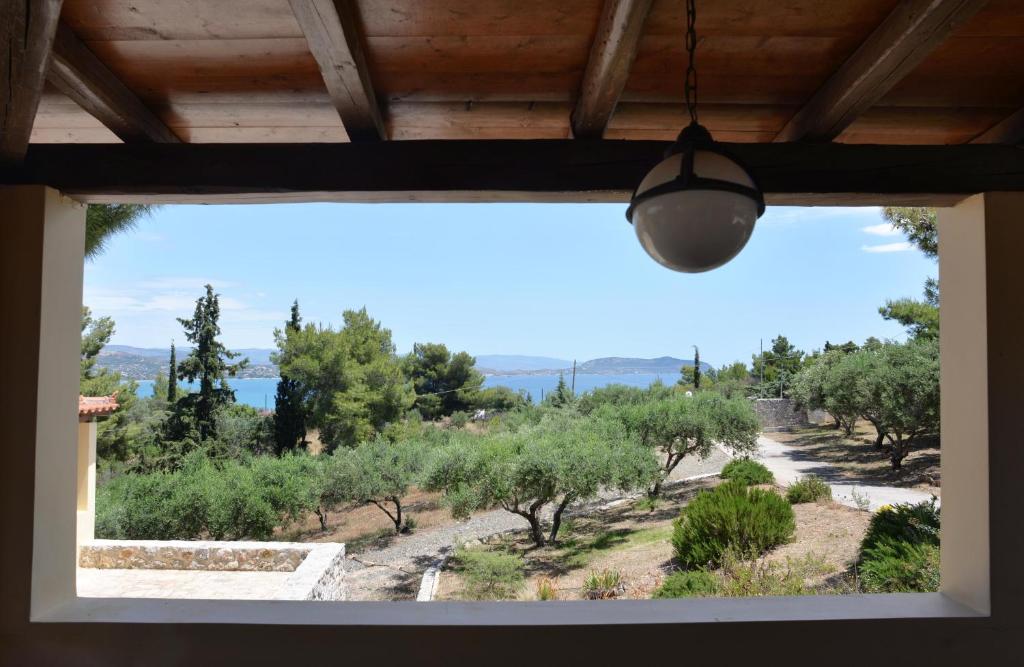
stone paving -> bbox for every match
[77,568,296,600]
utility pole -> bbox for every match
[571,359,577,396]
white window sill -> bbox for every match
[33,592,985,626]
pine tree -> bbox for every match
[273,300,307,455]
[173,285,248,441]
[547,372,574,407]
[167,340,178,403]
[693,346,701,390]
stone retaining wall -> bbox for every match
[80,539,311,572]
[78,540,348,601]
[751,398,808,431]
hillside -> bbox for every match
[97,346,711,380]
[577,356,711,375]
[97,346,277,380]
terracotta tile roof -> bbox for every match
[78,395,118,418]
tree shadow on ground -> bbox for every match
[778,427,941,489]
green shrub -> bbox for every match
[95,452,325,541]
[582,570,622,599]
[861,499,940,552]
[860,541,940,593]
[672,481,795,568]
[653,570,719,598]
[449,411,470,429]
[858,500,940,592]
[634,496,659,513]
[785,476,832,504]
[717,551,833,597]
[721,458,774,486]
[456,548,525,600]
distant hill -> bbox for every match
[578,356,711,375]
[98,346,711,381]
[474,355,572,373]
[97,345,277,380]
[475,354,711,376]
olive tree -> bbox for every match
[791,350,847,431]
[619,393,759,497]
[836,349,890,448]
[871,340,940,470]
[328,436,427,533]
[424,412,656,546]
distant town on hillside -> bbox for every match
[96,345,711,380]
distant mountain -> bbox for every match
[97,345,277,380]
[99,346,711,381]
[475,355,572,373]
[475,354,712,376]
[578,356,711,375]
[104,345,276,365]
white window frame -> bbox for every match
[28,187,990,625]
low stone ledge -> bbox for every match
[79,539,314,572]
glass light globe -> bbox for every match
[629,150,761,273]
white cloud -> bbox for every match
[760,206,882,226]
[861,242,914,254]
[861,222,901,236]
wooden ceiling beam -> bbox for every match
[47,23,179,144]
[971,108,1024,145]
[0,0,63,166]
[572,0,654,139]
[7,141,1024,206]
[289,0,384,142]
[774,0,990,143]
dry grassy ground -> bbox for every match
[435,478,871,601]
[278,487,452,552]
[770,419,940,493]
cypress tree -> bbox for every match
[693,346,701,390]
[174,285,247,440]
[273,300,307,455]
[167,340,178,403]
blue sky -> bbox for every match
[83,203,935,368]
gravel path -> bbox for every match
[756,434,938,511]
[342,447,733,600]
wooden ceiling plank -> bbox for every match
[572,0,654,139]
[0,0,63,166]
[9,141,1024,204]
[971,107,1024,145]
[47,23,179,143]
[774,0,990,143]
[289,0,384,142]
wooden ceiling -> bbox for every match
[25,0,1024,148]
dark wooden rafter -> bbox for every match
[8,141,1024,207]
[775,0,990,143]
[47,23,179,143]
[571,0,654,139]
[288,0,385,142]
[0,0,63,166]
[971,108,1024,146]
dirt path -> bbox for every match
[342,447,732,600]
[756,434,938,511]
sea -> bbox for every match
[136,373,673,410]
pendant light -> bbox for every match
[626,0,764,273]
